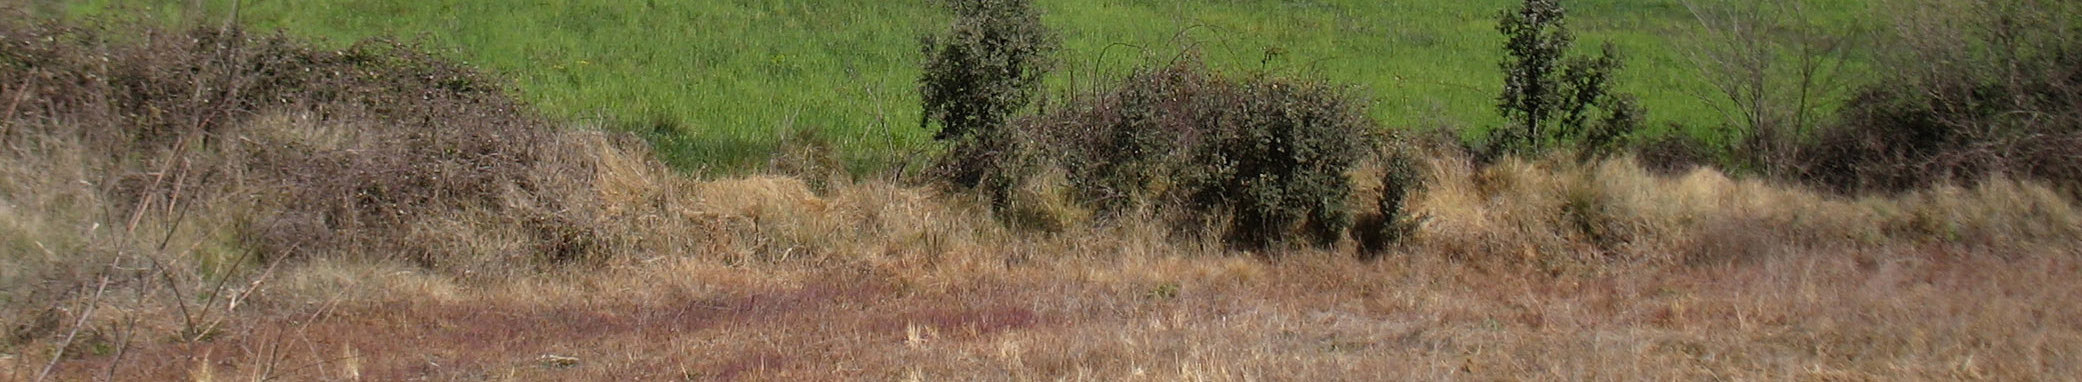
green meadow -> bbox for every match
[67,0,1873,170]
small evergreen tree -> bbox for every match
[1493,0,1642,159]
[918,0,1058,141]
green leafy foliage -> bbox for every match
[1492,0,1643,160]
[918,0,1058,142]
[954,61,1376,250]
[1358,148,1428,257]
[71,0,1880,171]
[1192,78,1376,249]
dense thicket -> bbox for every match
[917,0,1058,143]
[0,20,610,271]
[1792,0,2082,196]
[944,62,1379,249]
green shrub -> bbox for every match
[968,61,1377,250]
[1192,77,1376,249]
[1491,0,1642,160]
[1049,65,1225,213]
[943,123,1049,215]
[1357,147,1428,257]
[918,0,1058,142]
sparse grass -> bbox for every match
[66,0,1876,170]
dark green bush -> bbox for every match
[1047,65,1226,213]
[1357,147,1427,257]
[965,61,1378,250]
[1191,77,1376,249]
[918,0,1058,142]
[938,122,1046,213]
[1800,76,2082,194]
[1491,0,1642,160]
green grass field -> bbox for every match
[66,0,1871,171]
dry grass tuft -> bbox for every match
[1404,147,2079,271]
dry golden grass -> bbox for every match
[8,121,2082,380]
[1406,150,2081,271]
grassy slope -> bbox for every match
[68,0,1869,169]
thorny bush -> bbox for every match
[0,19,612,273]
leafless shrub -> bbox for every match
[1630,131,1716,176]
[1793,0,2082,195]
[1679,0,1861,174]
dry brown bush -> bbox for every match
[0,16,623,362]
[0,18,614,274]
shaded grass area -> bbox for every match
[66,0,1873,170]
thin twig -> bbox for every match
[225,257,283,315]
[128,135,190,234]
[2,80,30,140]
[144,254,198,334]
[255,319,295,382]
[190,246,258,342]
[34,270,112,382]
[3,79,27,117]
[99,315,138,382]
[138,135,205,334]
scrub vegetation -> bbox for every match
[5,0,2081,380]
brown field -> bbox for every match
[7,131,2080,380]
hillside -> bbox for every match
[68,0,1872,169]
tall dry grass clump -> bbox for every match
[1404,143,2081,272]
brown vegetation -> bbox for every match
[13,115,2080,379]
[4,10,2082,382]
[1783,0,2081,196]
